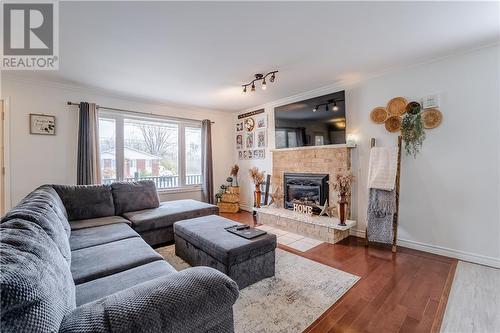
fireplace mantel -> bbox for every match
[270,143,355,152]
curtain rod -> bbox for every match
[67,102,214,124]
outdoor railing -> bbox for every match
[102,174,202,188]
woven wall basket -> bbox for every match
[387,97,408,116]
[385,116,402,133]
[422,108,443,129]
[370,107,388,124]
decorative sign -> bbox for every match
[30,114,56,135]
[238,109,265,119]
[293,203,313,215]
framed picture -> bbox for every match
[256,114,267,129]
[30,114,56,135]
[248,150,254,159]
[243,150,248,159]
[236,134,243,149]
[256,129,267,148]
[245,132,254,149]
[244,117,255,132]
[236,121,243,132]
[238,151,243,160]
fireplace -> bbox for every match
[283,173,329,214]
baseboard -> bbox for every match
[344,229,500,268]
[350,228,366,238]
[397,238,500,269]
[239,204,253,213]
[242,214,500,269]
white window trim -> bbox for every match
[99,111,202,192]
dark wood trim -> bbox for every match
[431,259,458,333]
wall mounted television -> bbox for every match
[274,90,346,149]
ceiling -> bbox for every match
[10,1,499,112]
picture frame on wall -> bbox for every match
[244,117,255,132]
[236,121,243,132]
[238,151,243,160]
[245,132,254,149]
[248,150,254,159]
[243,150,248,159]
[29,114,56,135]
[236,134,243,149]
[256,129,267,148]
[256,114,267,129]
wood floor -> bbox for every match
[221,212,457,333]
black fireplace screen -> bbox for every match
[283,173,329,214]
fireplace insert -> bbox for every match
[283,173,329,214]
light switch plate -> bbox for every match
[421,94,440,109]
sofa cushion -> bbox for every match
[1,186,71,263]
[124,199,219,233]
[70,215,131,231]
[111,180,160,215]
[52,184,115,221]
[75,260,177,306]
[70,223,140,251]
[0,219,75,332]
[173,215,277,267]
[71,237,163,284]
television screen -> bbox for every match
[274,90,346,149]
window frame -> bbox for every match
[99,111,202,193]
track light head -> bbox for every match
[243,86,247,93]
[313,107,317,112]
[270,73,276,83]
[332,101,339,111]
[251,82,256,92]
[262,79,267,90]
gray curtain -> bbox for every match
[201,119,214,204]
[77,102,101,185]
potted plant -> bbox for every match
[401,101,426,157]
[331,171,354,226]
[249,167,265,208]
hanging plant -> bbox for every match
[401,102,426,157]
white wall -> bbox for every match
[1,76,234,206]
[235,45,500,267]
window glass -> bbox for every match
[99,118,116,184]
[185,126,202,185]
[123,118,178,188]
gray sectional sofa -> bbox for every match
[0,181,239,333]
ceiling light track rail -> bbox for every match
[312,98,345,112]
[242,70,278,93]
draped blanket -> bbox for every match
[367,188,396,244]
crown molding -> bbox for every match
[1,73,225,115]
[237,41,500,115]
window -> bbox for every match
[99,112,202,190]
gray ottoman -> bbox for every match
[173,215,277,289]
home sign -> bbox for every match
[293,203,313,215]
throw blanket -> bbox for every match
[367,188,396,244]
[367,147,398,190]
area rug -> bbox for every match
[156,246,360,333]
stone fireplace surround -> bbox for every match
[272,145,352,211]
[257,144,356,244]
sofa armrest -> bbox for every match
[60,267,239,333]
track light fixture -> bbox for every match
[242,71,278,93]
[312,99,343,112]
